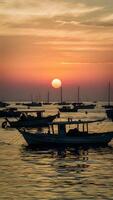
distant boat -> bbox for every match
[73,87,96,110]
[17,119,113,147]
[15,102,23,105]
[43,102,52,105]
[59,105,78,112]
[0,107,21,118]
[72,102,96,109]
[0,101,9,108]
[23,101,42,107]
[106,109,113,121]
[2,110,60,128]
[103,82,113,109]
[57,102,71,105]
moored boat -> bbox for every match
[0,107,21,118]
[59,105,78,112]
[72,102,96,109]
[23,101,42,107]
[17,119,113,147]
[2,110,60,128]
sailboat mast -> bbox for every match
[77,86,80,103]
[60,86,63,104]
[47,91,50,104]
[108,81,111,106]
[30,94,33,102]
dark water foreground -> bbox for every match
[0,103,113,200]
[0,141,113,200]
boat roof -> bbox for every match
[49,118,105,125]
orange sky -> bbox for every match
[0,0,113,100]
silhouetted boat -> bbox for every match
[17,119,113,147]
[43,103,52,105]
[73,87,96,109]
[0,101,9,108]
[0,107,21,118]
[59,105,78,112]
[23,101,42,107]
[72,102,96,109]
[106,109,113,121]
[2,110,60,128]
[15,102,23,105]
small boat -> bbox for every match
[17,118,113,147]
[72,87,96,110]
[23,101,42,107]
[43,102,52,105]
[106,109,113,121]
[0,107,21,118]
[72,102,96,109]
[2,110,60,128]
[59,105,78,112]
[0,101,9,108]
[57,102,71,105]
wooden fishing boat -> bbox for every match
[2,110,60,128]
[17,119,113,147]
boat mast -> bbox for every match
[77,86,80,103]
[47,91,50,104]
[108,81,111,106]
[60,86,63,104]
[30,94,33,102]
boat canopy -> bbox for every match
[49,118,106,136]
[49,118,105,125]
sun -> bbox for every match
[51,78,62,89]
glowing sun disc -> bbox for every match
[52,78,62,88]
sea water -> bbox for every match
[0,102,113,200]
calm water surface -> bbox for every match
[0,102,113,200]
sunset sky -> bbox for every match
[0,0,113,101]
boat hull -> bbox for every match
[19,131,113,147]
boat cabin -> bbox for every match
[49,120,90,136]
[49,118,105,136]
[19,110,45,120]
